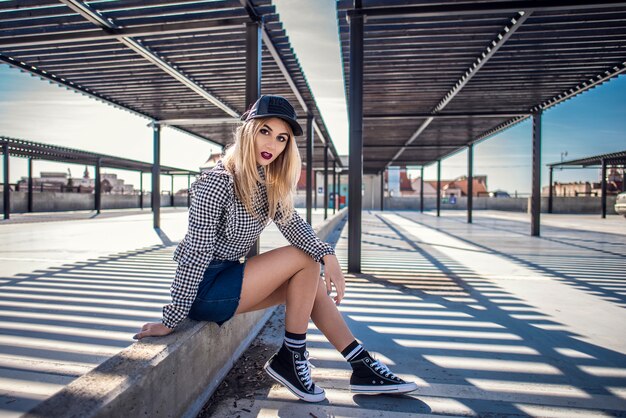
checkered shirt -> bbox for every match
[162,161,335,329]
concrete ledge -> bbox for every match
[24,208,348,418]
[383,196,618,214]
[316,207,347,240]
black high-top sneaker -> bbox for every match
[264,344,326,402]
[349,354,418,394]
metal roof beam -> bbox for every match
[242,1,343,164]
[363,144,460,149]
[386,11,531,168]
[348,1,626,18]
[433,12,531,112]
[237,0,344,165]
[365,112,530,119]
[155,118,240,126]
[235,0,308,115]
[58,0,239,117]
[473,60,626,144]
[0,135,197,174]
[547,150,626,167]
[0,53,153,121]
[0,19,247,48]
[259,23,340,158]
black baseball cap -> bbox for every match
[241,95,303,136]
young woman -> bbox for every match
[135,95,417,402]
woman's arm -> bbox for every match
[321,253,345,305]
[274,210,335,263]
[274,210,345,304]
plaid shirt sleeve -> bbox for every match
[274,209,335,263]
[162,172,231,329]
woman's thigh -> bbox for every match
[235,245,318,314]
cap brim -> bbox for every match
[248,114,303,137]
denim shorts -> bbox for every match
[188,259,246,326]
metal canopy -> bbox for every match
[0,136,197,175]
[0,0,341,167]
[547,150,626,168]
[337,0,626,174]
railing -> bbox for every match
[2,183,190,196]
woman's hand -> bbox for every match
[322,254,345,305]
[133,322,173,340]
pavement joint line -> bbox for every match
[352,214,624,414]
[391,211,626,312]
[2,209,625,417]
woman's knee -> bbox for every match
[286,246,320,271]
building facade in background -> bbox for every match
[16,167,136,194]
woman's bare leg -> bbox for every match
[244,276,355,352]
[244,268,419,395]
[310,278,355,351]
[236,246,320,333]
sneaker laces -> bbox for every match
[371,359,395,379]
[295,351,314,390]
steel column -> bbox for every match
[139,172,143,209]
[548,167,554,213]
[436,160,441,217]
[314,174,318,209]
[531,110,542,236]
[170,175,174,207]
[187,174,191,208]
[246,21,262,109]
[601,159,607,219]
[152,124,161,229]
[337,170,342,210]
[2,143,9,219]
[306,114,313,225]
[95,158,101,214]
[467,144,474,223]
[27,158,33,213]
[333,160,337,214]
[246,19,262,257]
[324,145,329,220]
[380,170,384,211]
[420,167,424,213]
[348,4,364,273]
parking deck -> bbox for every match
[208,211,626,417]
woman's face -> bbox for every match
[254,117,290,166]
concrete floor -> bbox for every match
[0,207,330,417]
[1,209,625,417]
[208,210,626,417]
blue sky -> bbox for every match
[1,0,624,195]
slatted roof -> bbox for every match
[548,150,626,167]
[0,0,341,167]
[337,0,626,174]
[1,135,197,175]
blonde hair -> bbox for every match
[222,117,301,223]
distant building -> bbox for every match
[542,167,624,196]
[407,174,488,197]
[100,173,134,194]
[16,166,136,194]
[16,171,69,192]
[442,175,489,198]
[385,168,422,196]
[408,178,438,197]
